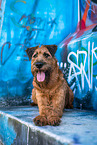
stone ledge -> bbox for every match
[0,106,97,145]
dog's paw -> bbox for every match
[33,115,47,126]
[48,116,61,126]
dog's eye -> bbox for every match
[43,53,50,58]
[33,53,38,58]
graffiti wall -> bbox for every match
[80,0,97,27]
[58,0,97,110]
[1,0,97,110]
[0,0,78,106]
[60,31,97,110]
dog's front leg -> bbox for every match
[33,89,65,126]
[34,105,61,126]
[33,92,48,126]
[47,89,66,126]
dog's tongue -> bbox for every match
[37,71,45,82]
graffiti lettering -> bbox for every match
[10,1,57,46]
[10,0,26,27]
[67,41,97,92]
[95,76,97,91]
[1,42,11,65]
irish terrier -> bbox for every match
[26,45,74,126]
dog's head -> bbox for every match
[26,45,57,83]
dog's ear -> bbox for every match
[44,45,57,57]
[26,46,38,60]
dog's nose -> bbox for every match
[35,62,44,69]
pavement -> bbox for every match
[0,106,97,145]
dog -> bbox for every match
[26,45,74,126]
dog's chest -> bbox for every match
[36,89,55,106]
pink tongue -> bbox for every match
[37,71,45,82]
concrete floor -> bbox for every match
[0,106,97,145]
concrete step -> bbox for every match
[0,106,97,145]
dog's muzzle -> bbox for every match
[34,62,46,82]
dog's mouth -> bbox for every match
[37,71,45,82]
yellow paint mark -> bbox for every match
[16,0,26,4]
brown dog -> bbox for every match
[26,45,74,126]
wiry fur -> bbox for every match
[26,45,74,126]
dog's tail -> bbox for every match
[30,102,37,106]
